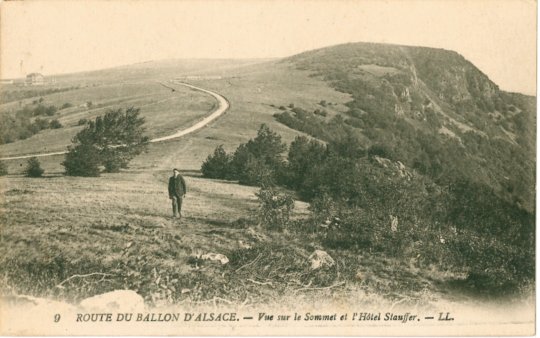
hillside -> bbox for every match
[0,58,351,173]
[275,42,535,211]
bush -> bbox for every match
[33,118,49,131]
[367,143,394,159]
[313,109,327,117]
[24,157,44,177]
[77,118,88,126]
[256,187,295,230]
[0,161,8,176]
[201,145,231,179]
[61,102,73,110]
[49,119,63,129]
[32,104,57,117]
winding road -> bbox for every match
[0,82,229,161]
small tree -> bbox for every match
[25,157,44,177]
[62,143,101,177]
[0,161,8,176]
[240,155,275,186]
[201,145,231,179]
[256,187,295,230]
[284,136,326,189]
[245,124,287,167]
[229,124,287,186]
[62,107,148,176]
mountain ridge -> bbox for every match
[273,42,535,211]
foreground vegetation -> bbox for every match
[202,124,534,296]
[1,171,515,309]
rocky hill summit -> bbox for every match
[276,42,535,210]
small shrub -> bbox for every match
[368,143,394,160]
[314,109,327,117]
[49,119,63,129]
[24,157,44,177]
[77,118,88,126]
[308,192,340,223]
[61,102,73,110]
[255,187,295,230]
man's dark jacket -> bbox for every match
[168,175,187,197]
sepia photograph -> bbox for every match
[0,0,536,335]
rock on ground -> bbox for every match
[79,290,145,312]
[308,250,335,270]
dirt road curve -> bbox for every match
[0,82,230,161]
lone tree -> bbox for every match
[25,157,44,177]
[63,107,148,176]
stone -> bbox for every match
[390,215,398,232]
[79,290,145,312]
[308,250,335,270]
[201,253,229,265]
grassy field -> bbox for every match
[1,59,351,173]
[0,82,215,158]
[2,169,534,312]
[129,60,354,171]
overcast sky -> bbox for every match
[1,0,536,95]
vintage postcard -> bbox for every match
[0,0,536,335]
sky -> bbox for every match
[1,0,536,95]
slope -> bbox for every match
[273,42,535,211]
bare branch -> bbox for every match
[56,272,113,288]
[294,281,345,293]
[235,253,262,272]
[246,278,273,286]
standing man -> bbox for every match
[168,168,187,218]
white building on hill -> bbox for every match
[26,73,45,86]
